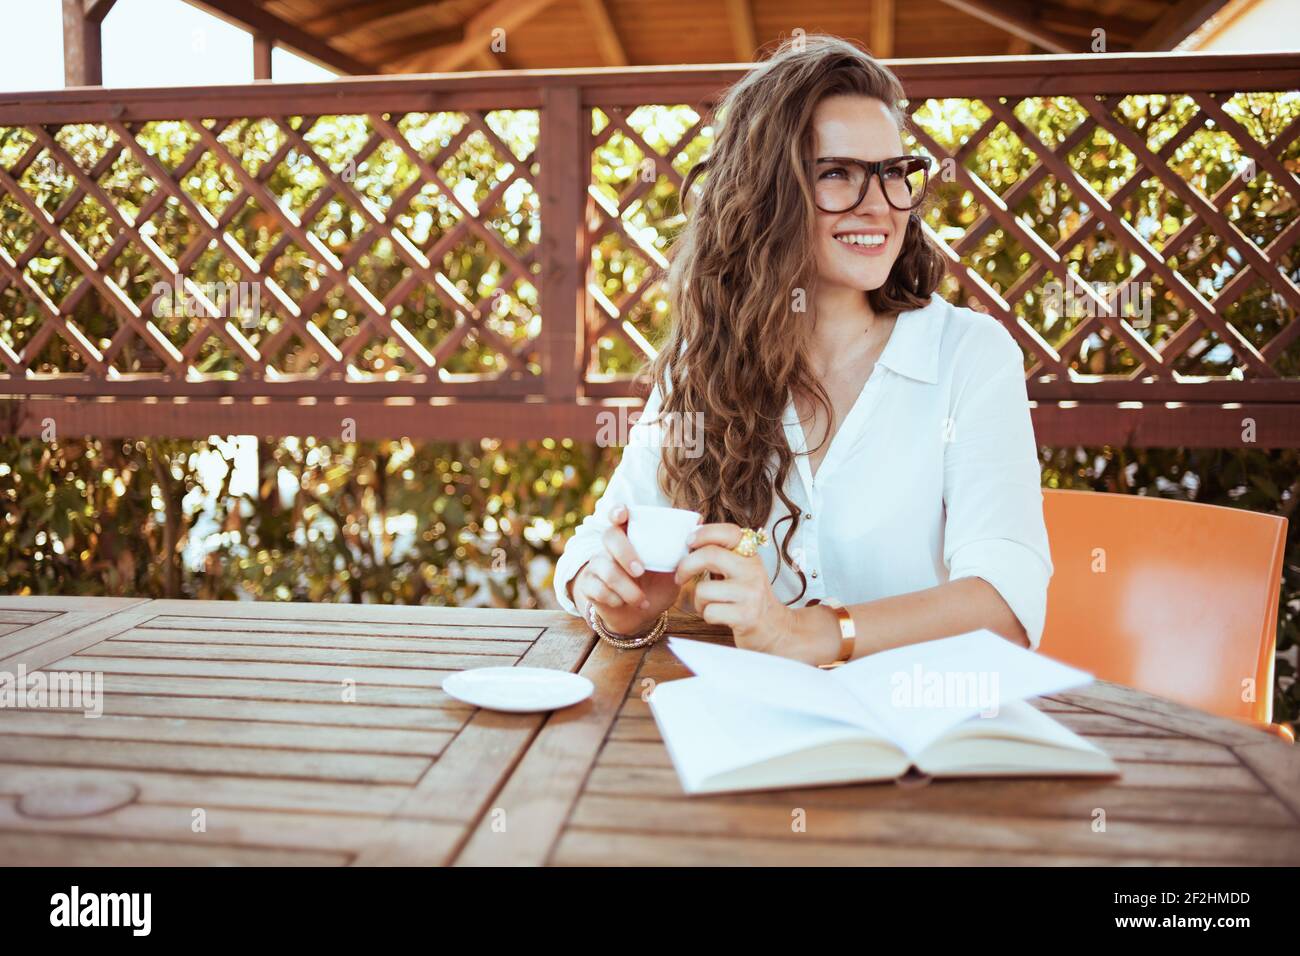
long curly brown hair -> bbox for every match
[642,34,947,603]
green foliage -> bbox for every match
[0,435,616,608]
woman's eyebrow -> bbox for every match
[814,155,905,163]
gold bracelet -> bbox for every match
[814,598,857,669]
[593,610,669,649]
[586,603,670,649]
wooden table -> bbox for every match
[1,597,1297,866]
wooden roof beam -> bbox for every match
[474,48,512,70]
[723,0,758,61]
[388,0,559,73]
[313,0,454,39]
[933,0,1076,54]
[83,0,119,23]
[579,0,629,66]
[368,27,465,67]
[1036,4,1147,44]
[184,0,374,75]
[1137,0,1232,51]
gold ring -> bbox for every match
[731,527,769,558]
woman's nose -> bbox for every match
[854,174,891,214]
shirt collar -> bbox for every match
[875,292,945,385]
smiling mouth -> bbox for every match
[834,233,888,248]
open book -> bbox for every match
[647,630,1120,795]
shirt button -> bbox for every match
[804,512,813,520]
[811,570,819,579]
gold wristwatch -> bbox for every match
[815,597,857,669]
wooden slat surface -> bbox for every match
[1,599,1298,866]
[0,597,593,865]
[0,596,150,670]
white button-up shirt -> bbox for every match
[552,292,1054,650]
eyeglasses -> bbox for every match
[812,155,933,213]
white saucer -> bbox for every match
[441,666,595,713]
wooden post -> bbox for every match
[253,33,273,80]
[869,0,895,58]
[539,85,587,406]
[62,0,108,87]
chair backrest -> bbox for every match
[1039,489,1287,725]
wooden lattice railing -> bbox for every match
[1,51,1298,446]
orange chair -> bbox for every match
[1039,489,1293,743]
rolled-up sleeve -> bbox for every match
[942,321,1054,650]
[552,381,676,616]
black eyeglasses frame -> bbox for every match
[812,154,934,213]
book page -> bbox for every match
[934,698,1100,749]
[827,630,1096,758]
[916,701,1118,777]
[663,636,873,730]
[648,676,892,791]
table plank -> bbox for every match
[565,794,1300,864]
[0,596,149,670]
[0,832,349,866]
[451,636,641,866]
[0,710,453,755]
[0,797,464,860]
[115,628,534,656]
[549,830,1196,867]
[81,693,469,730]
[1233,739,1300,821]
[86,640,519,671]
[0,597,149,614]
[352,617,596,864]
[0,610,58,626]
[0,762,412,815]
[0,734,433,783]
[80,673,467,706]
[61,655,460,687]
[140,615,541,642]
[580,764,1294,827]
[1051,681,1274,747]
[130,600,565,626]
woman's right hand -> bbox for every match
[572,504,683,635]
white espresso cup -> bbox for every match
[626,505,703,573]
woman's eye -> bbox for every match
[818,166,848,180]
[882,166,904,179]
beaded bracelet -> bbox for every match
[585,601,669,649]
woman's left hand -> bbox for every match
[674,523,797,656]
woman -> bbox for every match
[553,34,1053,667]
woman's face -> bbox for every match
[810,94,913,295]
